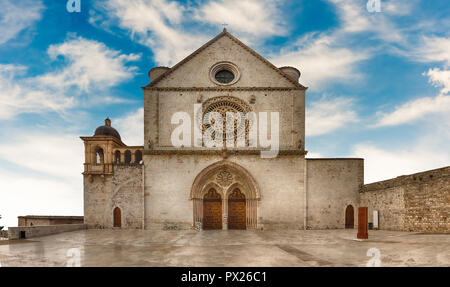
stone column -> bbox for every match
[222,198,228,230]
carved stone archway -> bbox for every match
[191,161,259,230]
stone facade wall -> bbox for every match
[84,164,143,229]
[361,167,449,233]
[144,154,306,230]
[18,216,83,227]
[306,159,364,229]
[8,224,87,240]
[152,35,298,88]
[144,34,306,152]
[146,90,305,150]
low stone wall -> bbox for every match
[8,224,87,240]
[360,166,449,233]
[18,216,84,227]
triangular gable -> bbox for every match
[146,29,307,89]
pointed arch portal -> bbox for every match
[191,161,259,230]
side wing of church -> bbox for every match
[81,29,363,230]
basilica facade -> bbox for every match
[81,29,364,230]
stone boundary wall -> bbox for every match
[18,216,84,227]
[8,224,87,240]
[361,166,449,233]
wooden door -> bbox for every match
[203,189,222,230]
[228,189,246,230]
[345,205,354,229]
[113,207,121,227]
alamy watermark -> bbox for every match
[367,0,381,13]
[66,0,81,13]
[170,104,279,158]
[66,248,81,267]
[366,247,381,267]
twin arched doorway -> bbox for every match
[192,161,259,230]
[202,188,247,230]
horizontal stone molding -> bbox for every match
[142,86,304,91]
[143,148,307,156]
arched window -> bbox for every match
[124,150,131,164]
[135,150,142,164]
[95,147,104,164]
[115,150,121,164]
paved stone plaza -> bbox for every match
[0,229,448,267]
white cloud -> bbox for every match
[270,33,369,89]
[114,107,144,146]
[194,0,286,38]
[0,132,83,179]
[352,139,450,183]
[0,64,74,120]
[374,94,450,127]
[413,36,450,66]
[327,0,408,44]
[91,0,208,66]
[0,37,139,120]
[0,131,84,229]
[0,169,82,230]
[90,0,290,66]
[0,0,44,44]
[375,68,450,127]
[38,36,140,92]
[426,68,450,94]
[383,0,416,16]
[306,96,359,136]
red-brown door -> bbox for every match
[113,207,121,227]
[203,189,222,230]
[228,189,246,230]
[345,205,354,229]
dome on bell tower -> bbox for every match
[94,118,121,140]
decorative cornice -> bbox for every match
[80,136,126,147]
[142,86,304,91]
[143,148,307,156]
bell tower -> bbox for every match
[80,118,126,177]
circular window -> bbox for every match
[209,62,240,86]
[215,70,235,84]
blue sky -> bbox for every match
[0,0,449,229]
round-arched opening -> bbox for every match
[94,147,104,164]
[345,205,354,229]
[135,150,142,164]
[228,188,246,230]
[203,189,222,230]
[124,150,131,164]
[114,150,121,164]
[113,207,121,228]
